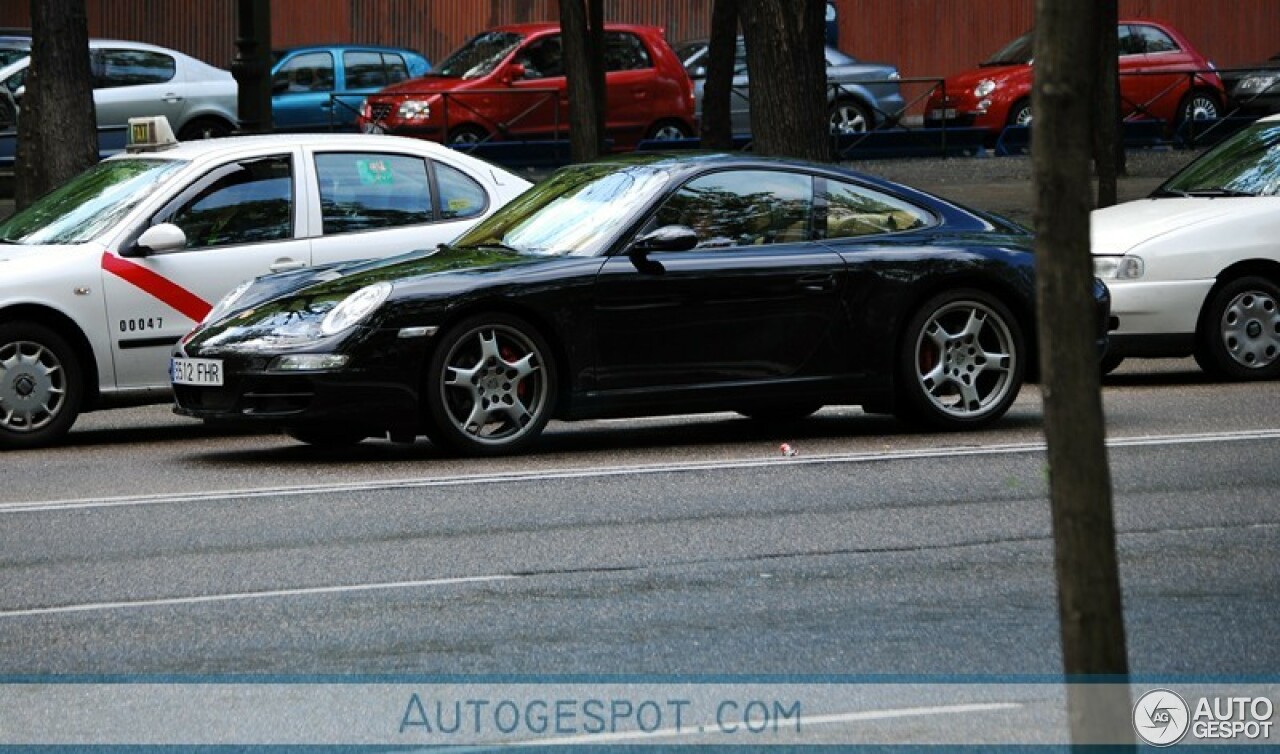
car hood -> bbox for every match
[371,74,480,96]
[1091,197,1269,255]
[944,64,1029,89]
[0,243,48,263]
[829,62,898,81]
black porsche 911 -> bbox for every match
[172,153,1109,455]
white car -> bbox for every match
[0,126,531,449]
[1092,113,1280,379]
[1,39,239,140]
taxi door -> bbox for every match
[101,150,312,388]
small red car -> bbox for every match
[357,23,696,151]
[925,19,1225,136]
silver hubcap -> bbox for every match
[1221,289,1280,369]
[1186,96,1218,121]
[450,130,482,145]
[651,125,685,140]
[1013,107,1033,127]
[914,301,1016,418]
[0,340,66,433]
[830,105,868,134]
[441,325,547,445]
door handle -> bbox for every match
[798,273,836,292]
[162,93,183,103]
[269,259,308,272]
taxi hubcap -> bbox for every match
[1222,290,1280,368]
[0,340,66,432]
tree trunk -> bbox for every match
[701,0,739,150]
[14,0,97,209]
[231,0,272,135]
[1031,0,1132,745]
[739,0,833,162]
[560,0,606,162]
[1093,0,1120,207]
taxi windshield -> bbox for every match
[0,158,186,245]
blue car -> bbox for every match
[271,44,430,132]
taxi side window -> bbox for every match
[315,152,433,234]
[158,156,294,250]
[435,163,487,220]
[653,170,813,249]
[821,178,931,239]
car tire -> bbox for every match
[737,403,823,424]
[0,321,84,450]
[423,313,556,456]
[1178,89,1221,126]
[447,125,487,146]
[284,427,369,447]
[829,99,873,134]
[893,289,1025,430]
[646,120,691,141]
[1006,99,1032,128]
[1195,275,1280,380]
[177,117,232,141]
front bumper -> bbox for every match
[1103,278,1214,357]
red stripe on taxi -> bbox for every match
[100,252,212,323]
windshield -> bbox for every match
[0,158,186,245]
[433,31,523,79]
[452,163,672,257]
[983,31,1033,66]
[0,46,27,68]
[1157,122,1280,197]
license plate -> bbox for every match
[929,108,958,120]
[171,357,224,386]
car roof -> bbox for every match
[276,43,422,56]
[492,22,663,36]
[106,132,471,162]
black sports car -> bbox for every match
[172,153,1109,455]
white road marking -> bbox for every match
[0,575,515,619]
[5,428,1279,515]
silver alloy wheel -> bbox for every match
[1184,94,1219,121]
[449,129,483,145]
[439,324,549,446]
[1219,288,1280,369]
[0,339,67,433]
[650,124,687,140]
[1012,105,1033,127]
[913,300,1017,419]
[829,103,869,134]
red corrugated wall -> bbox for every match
[1,1,1275,81]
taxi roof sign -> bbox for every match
[126,116,178,153]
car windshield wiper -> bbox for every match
[1179,188,1258,198]
[458,241,523,254]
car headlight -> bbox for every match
[320,282,393,336]
[1239,73,1280,93]
[397,99,432,120]
[1093,255,1144,280]
[203,279,254,324]
[974,79,997,97]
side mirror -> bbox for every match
[128,223,187,257]
[504,62,526,84]
[632,224,699,253]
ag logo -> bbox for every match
[1134,689,1190,746]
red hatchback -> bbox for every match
[926,19,1224,136]
[357,23,696,151]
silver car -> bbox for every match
[676,38,905,135]
[0,39,238,139]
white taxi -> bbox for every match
[0,119,530,448]
[1091,113,1280,380]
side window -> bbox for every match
[1117,26,1144,57]
[344,51,387,89]
[272,51,334,93]
[1136,25,1179,54]
[159,156,294,250]
[315,152,433,234]
[435,163,488,220]
[822,178,931,239]
[654,170,813,249]
[383,53,410,84]
[93,50,176,88]
[519,36,564,79]
[604,32,652,72]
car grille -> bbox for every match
[369,103,393,121]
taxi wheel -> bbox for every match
[0,322,84,450]
[1195,275,1280,380]
[424,314,556,457]
[894,290,1024,430]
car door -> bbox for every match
[307,149,490,266]
[508,34,566,139]
[592,168,850,393]
[271,51,337,132]
[1132,23,1197,123]
[91,48,186,129]
[601,31,657,145]
[101,151,310,388]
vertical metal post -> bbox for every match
[231,0,272,134]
